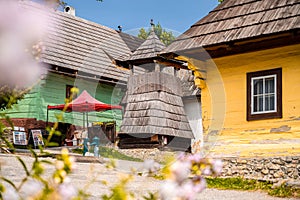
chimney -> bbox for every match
[64,6,75,16]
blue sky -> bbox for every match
[63,0,219,36]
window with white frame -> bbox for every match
[247,68,282,121]
[252,75,276,114]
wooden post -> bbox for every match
[154,60,160,72]
[86,112,89,129]
[129,64,134,75]
[175,68,179,76]
[83,113,85,129]
[46,106,49,128]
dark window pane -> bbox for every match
[265,94,275,111]
[259,96,263,111]
[265,77,275,93]
[253,95,264,112]
[270,94,275,110]
[265,95,270,111]
[253,96,258,112]
[253,79,263,95]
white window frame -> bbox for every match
[251,74,277,114]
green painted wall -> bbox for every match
[4,72,124,129]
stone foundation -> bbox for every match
[221,156,300,182]
[117,148,177,163]
[117,148,300,184]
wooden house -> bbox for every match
[162,0,300,157]
[118,27,194,151]
[2,1,143,144]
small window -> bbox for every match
[247,68,282,121]
[66,85,78,100]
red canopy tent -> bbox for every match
[47,90,122,128]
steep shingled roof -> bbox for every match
[163,0,300,54]
[21,1,132,83]
[120,72,194,139]
[129,30,166,64]
[118,32,145,53]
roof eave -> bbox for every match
[162,29,300,60]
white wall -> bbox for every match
[183,97,203,153]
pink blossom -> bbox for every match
[2,185,20,200]
[179,180,197,200]
[0,0,50,88]
[170,160,191,183]
[193,177,207,193]
[143,159,161,173]
[159,180,179,200]
[58,183,78,200]
[20,178,44,198]
[202,166,212,176]
[187,153,202,163]
[212,159,223,175]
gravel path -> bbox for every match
[0,154,298,200]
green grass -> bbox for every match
[72,146,143,162]
[99,146,143,162]
[72,148,84,154]
[206,177,300,198]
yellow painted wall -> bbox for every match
[191,44,300,157]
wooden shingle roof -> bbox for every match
[118,32,145,53]
[22,1,132,82]
[163,0,300,55]
[129,30,166,64]
[178,70,200,97]
[120,72,194,139]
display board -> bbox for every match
[13,127,27,145]
[31,129,44,147]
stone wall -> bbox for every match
[117,148,177,163]
[0,129,13,150]
[116,148,300,184]
[221,157,300,182]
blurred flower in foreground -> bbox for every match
[1,185,20,200]
[0,0,49,88]
[20,178,44,198]
[58,183,79,200]
[143,159,161,174]
[53,148,76,183]
[159,154,223,200]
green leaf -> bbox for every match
[54,130,61,136]
[1,177,18,190]
[47,142,59,147]
[29,148,38,161]
[16,156,30,176]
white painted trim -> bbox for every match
[251,74,277,114]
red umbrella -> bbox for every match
[47,90,122,128]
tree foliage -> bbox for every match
[137,22,176,46]
[0,86,27,110]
